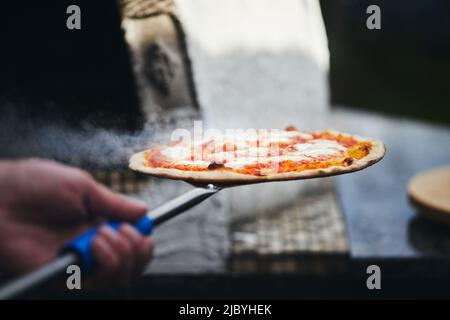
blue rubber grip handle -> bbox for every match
[63,216,153,272]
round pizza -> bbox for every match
[129,127,385,185]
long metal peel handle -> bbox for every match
[66,185,220,272]
[150,184,221,225]
[0,185,220,299]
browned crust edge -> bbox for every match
[129,133,386,186]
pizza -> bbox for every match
[129,127,385,185]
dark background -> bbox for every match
[321,0,450,126]
[0,0,142,130]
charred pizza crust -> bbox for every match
[129,132,386,186]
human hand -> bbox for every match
[0,159,153,288]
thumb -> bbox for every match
[85,180,148,221]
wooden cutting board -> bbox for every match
[408,166,450,224]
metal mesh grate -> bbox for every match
[230,181,349,274]
[121,0,176,19]
[91,169,151,194]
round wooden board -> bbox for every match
[408,165,450,225]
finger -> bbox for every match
[85,180,148,221]
[98,226,134,286]
[91,233,120,277]
[119,224,148,276]
[135,237,154,277]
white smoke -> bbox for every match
[0,105,198,168]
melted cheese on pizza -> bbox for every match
[144,129,373,176]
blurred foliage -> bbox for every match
[320,0,450,126]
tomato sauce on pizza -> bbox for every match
[141,128,376,177]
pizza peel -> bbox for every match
[408,165,450,225]
[0,183,221,299]
[0,139,385,299]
